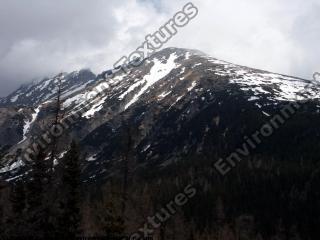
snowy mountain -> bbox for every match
[0,69,96,153]
[0,69,96,107]
[0,47,319,182]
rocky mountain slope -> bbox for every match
[0,48,319,182]
[0,70,96,153]
[0,69,96,107]
[1,48,320,239]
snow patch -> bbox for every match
[19,106,41,143]
[38,78,52,91]
[158,91,171,99]
[123,53,180,109]
[61,81,93,99]
[187,81,197,92]
[0,159,25,174]
[10,95,19,102]
[248,96,259,101]
[185,52,191,60]
[142,144,151,152]
[63,92,85,108]
[82,95,108,119]
[87,155,97,162]
[262,111,270,116]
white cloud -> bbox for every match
[0,0,319,96]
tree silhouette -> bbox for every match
[57,140,81,238]
[10,180,26,216]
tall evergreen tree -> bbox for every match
[27,149,47,210]
[49,73,63,175]
[6,180,28,237]
[10,180,26,216]
[98,200,124,238]
[0,181,6,236]
[24,149,50,237]
[57,140,81,238]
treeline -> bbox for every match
[136,153,320,240]
[0,78,125,239]
[1,148,320,239]
[0,141,123,239]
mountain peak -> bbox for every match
[0,48,319,181]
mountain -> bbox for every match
[0,69,96,107]
[1,48,320,238]
[1,47,319,179]
[0,70,96,153]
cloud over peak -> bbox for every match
[0,0,319,96]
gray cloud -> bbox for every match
[0,0,319,96]
[0,0,122,96]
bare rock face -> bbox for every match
[0,107,25,148]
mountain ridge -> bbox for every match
[0,69,96,107]
[0,47,319,182]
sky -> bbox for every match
[0,0,319,96]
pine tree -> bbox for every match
[6,180,28,237]
[49,73,63,175]
[25,149,49,237]
[10,180,26,216]
[99,200,124,238]
[0,181,6,236]
[57,140,81,238]
[27,149,47,210]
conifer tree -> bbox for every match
[25,149,49,237]
[27,149,46,210]
[49,73,64,175]
[100,201,124,238]
[58,140,81,238]
[6,180,28,237]
[0,181,7,236]
[10,180,26,216]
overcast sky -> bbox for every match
[0,0,319,96]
